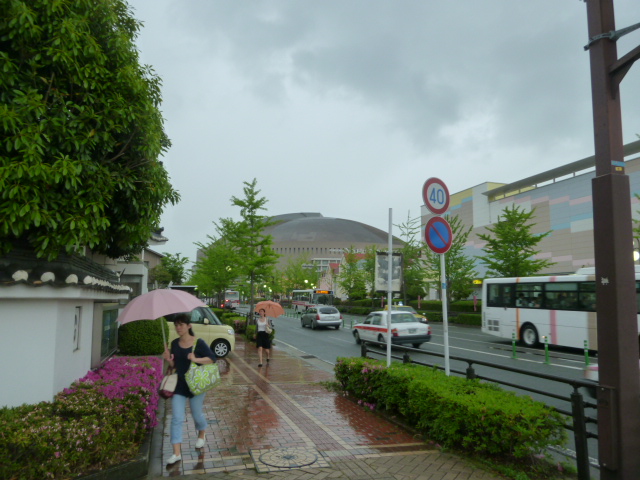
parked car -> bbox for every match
[165,307,235,357]
[301,306,342,329]
[383,304,428,323]
[353,310,431,348]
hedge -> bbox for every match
[118,319,170,355]
[334,357,566,459]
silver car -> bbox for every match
[301,306,342,330]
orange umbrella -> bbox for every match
[255,300,285,318]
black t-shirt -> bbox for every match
[170,337,217,397]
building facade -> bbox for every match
[422,140,640,279]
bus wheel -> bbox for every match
[520,324,539,347]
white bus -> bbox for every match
[482,270,640,350]
[223,290,240,309]
[291,289,334,312]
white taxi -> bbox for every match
[353,310,431,349]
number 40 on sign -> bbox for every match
[422,177,450,215]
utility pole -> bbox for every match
[584,1,640,478]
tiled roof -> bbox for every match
[0,248,131,294]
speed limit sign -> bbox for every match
[422,178,450,215]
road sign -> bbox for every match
[425,216,453,254]
[422,177,450,215]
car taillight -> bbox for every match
[391,328,399,337]
[316,314,320,320]
[340,314,343,320]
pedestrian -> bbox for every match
[256,308,273,367]
[162,313,217,466]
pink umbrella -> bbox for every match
[117,289,207,346]
[255,300,285,318]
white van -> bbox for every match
[165,307,235,357]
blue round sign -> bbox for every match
[425,217,453,254]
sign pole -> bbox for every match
[422,177,453,376]
[387,208,393,367]
[440,253,450,375]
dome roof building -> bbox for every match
[265,213,403,274]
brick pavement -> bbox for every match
[147,335,502,480]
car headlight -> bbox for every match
[227,328,235,335]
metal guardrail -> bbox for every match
[360,341,598,480]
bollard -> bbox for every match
[544,336,550,365]
[584,340,590,366]
[512,332,517,359]
[403,352,411,364]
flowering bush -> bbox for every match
[0,356,163,479]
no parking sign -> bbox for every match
[424,216,453,254]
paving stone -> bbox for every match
[149,336,504,480]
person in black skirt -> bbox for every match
[256,308,272,367]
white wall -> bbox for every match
[0,285,127,408]
[1,300,57,406]
[53,300,97,397]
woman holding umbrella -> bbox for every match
[256,308,273,367]
[163,313,217,466]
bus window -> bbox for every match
[515,283,542,308]
[578,282,596,311]
[487,284,515,307]
[544,282,579,310]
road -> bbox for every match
[249,308,600,478]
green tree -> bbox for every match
[396,214,429,303]
[192,232,238,304]
[362,245,377,299]
[0,0,179,259]
[424,215,477,304]
[477,206,553,277]
[337,246,367,300]
[228,179,279,317]
[149,253,188,288]
[281,253,319,292]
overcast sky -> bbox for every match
[127,0,639,264]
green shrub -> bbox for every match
[409,300,442,310]
[210,307,225,317]
[223,316,247,334]
[424,311,443,322]
[451,300,482,313]
[334,357,566,459]
[454,313,482,326]
[0,357,161,480]
[246,324,256,341]
[118,319,169,355]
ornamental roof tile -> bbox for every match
[0,248,131,294]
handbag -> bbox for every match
[265,320,273,335]
[185,339,221,396]
[159,369,177,399]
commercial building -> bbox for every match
[422,140,640,278]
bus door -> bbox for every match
[483,283,517,338]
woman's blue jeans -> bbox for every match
[170,392,207,445]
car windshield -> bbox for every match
[390,313,417,324]
[319,307,338,314]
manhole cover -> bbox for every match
[258,448,318,468]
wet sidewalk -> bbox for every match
[148,336,501,479]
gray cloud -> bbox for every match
[128,0,639,263]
